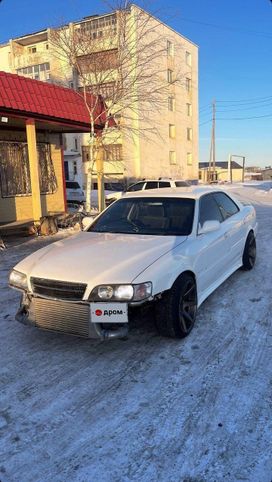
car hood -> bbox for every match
[15,232,187,295]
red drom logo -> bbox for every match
[95,309,102,316]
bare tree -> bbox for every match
[50,2,185,211]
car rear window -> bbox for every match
[89,197,195,236]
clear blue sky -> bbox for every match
[1,0,272,167]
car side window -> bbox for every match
[159,181,171,188]
[145,181,159,190]
[199,194,223,227]
[213,192,239,220]
[127,182,145,192]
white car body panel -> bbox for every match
[15,231,187,299]
[10,187,257,338]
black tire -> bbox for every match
[241,231,256,270]
[155,273,197,338]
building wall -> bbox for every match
[0,130,65,223]
[125,6,198,182]
[199,167,243,183]
[0,7,199,187]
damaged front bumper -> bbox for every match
[16,292,129,340]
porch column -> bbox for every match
[26,118,42,225]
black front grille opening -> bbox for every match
[31,277,87,301]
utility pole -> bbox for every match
[208,99,216,182]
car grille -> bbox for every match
[32,298,90,337]
[31,277,87,301]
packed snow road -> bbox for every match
[0,186,272,482]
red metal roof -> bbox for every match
[0,71,114,132]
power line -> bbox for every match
[218,112,272,120]
[199,104,211,112]
[180,16,272,39]
[217,95,272,105]
[217,101,272,113]
[199,119,212,126]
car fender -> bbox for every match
[132,250,194,297]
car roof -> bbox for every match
[131,179,187,183]
[123,186,227,200]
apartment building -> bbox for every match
[0,5,199,188]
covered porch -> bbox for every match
[0,71,109,228]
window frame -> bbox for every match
[126,181,145,192]
[198,193,224,232]
[187,127,193,141]
[186,103,192,116]
[186,152,192,166]
[185,77,192,92]
[169,124,176,139]
[169,150,177,165]
[167,69,174,83]
[168,96,175,112]
[167,40,174,57]
[213,192,240,221]
[185,51,192,66]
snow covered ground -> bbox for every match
[0,185,272,482]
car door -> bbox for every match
[213,192,245,267]
[194,193,230,295]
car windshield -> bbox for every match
[89,197,195,236]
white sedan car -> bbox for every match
[9,187,257,340]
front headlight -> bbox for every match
[90,282,152,302]
[9,269,28,291]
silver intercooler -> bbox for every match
[16,295,129,340]
[32,298,90,337]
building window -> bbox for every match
[167,69,174,83]
[17,62,50,82]
[187,128,193,141]
[74,138,78,150]
[28,46,37,54]
[38,144,58,193]
[186,103,192,116]
[104,144,122,162]
[185,51,192,66]
[73,161,78,176]
[0,141,57,196]
[169,151,176,165]
[82,146,90,163]
[45,44,49,50]
[187,152,192,166]
[81,81,115,100]
[79,14,117,38]
[169,124,176,139]
[167,40,174,57]
[185,77,192,92]
[77,49,118,73]
[168,96,175,112]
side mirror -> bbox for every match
[198,220,220,235]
